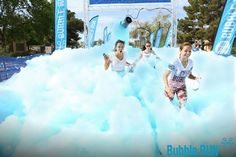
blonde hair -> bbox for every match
[180,42,192,51]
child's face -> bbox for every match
[116,43,124,53]
[145,43,151,50]
[180,45,192,60]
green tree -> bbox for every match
[67,10,84,48]
[129,14,171,48]
[0,0,84,54]
[26,0,54,45]
[177,0,226,44]
[0,0,28,52]
[0,0,53,52]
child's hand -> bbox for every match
[165,86,174,97]
[103,53,109,59]
[195,76,201,80]
[104,56,110,64]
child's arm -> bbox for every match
[188,73,201,80]
[163,70,174,97]
[152,50,161,60]
[104,54,111,70]
[135,52,143,63]
[126,61,131,66]
[130,52,142,66]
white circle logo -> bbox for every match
[215,41,230,55]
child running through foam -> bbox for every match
[103,40,133,75]
[134,41,161,68]
[163,42,201,109]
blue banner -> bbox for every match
[55,0,67,50]
[103,26,109,44]
[89,15,99,47]
[103,27,111,43]
[90,0,171,5]
[107,32,111,41]
[164,25,171,47]
[150,32,154,46]
[154,28,163,48]
[213,0,236,56]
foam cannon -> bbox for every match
[120,16,132,28]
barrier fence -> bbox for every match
[0,54,45,82]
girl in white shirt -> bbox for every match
[104,40,131,74]
[163,42,201,109]
[135,41,161,68]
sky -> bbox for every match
[65,0,190,41]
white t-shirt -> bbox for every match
[109,53,127,72]
[141,50,156,59]
[168,58,193,88]
[142,50,151,58]
[140,50,158,68]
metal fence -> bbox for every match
[0,54,45,82]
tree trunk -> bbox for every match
[13,41,16,53]
[24,40,28,52]
[2,26,7,53]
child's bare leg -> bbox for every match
[164,89,175,102]
[177,88,187,109]
[179,99,186,109]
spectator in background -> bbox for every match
[203,40,212,52]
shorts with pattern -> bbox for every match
[165,85,187,102]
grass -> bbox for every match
[0,51,32,57]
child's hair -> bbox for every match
[114,40,125,51]
[142,41,152,51]
[180,42,192,51]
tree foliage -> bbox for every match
[129,14,171,47]
[0,0,84,53]
[67,10,84,48]
[0,0,28,51]
[177,0,226,43]
[26,0,54,45]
